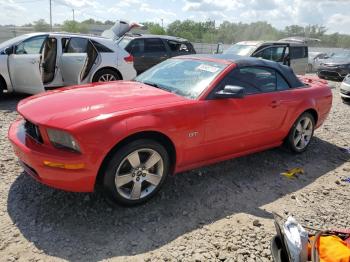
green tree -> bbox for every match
[33,19,50,32]
[62,20,88,33]
[142,22,166,35]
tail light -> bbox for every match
[124,54,134,63]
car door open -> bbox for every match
[60,37,89,86]
[8,35,47,94]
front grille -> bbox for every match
[24,120,43,143]
[319,71,340,77]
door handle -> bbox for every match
[30,60,37,64]
[76,58,84,62]
[270,100,281,108]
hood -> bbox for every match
[322,58,350,66]
[101,20,143,41]
[17,81,187,128]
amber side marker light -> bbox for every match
[43,161,85,170]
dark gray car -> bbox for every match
[118,34,196,75]
[317,50,350,81]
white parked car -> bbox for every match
[0,29,137,95]
[340,74,350,103]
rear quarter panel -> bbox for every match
[281,77,332,133]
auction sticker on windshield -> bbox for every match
[196,64,220,73]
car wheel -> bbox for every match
[102,139,170,206]
[92,69,121,83]
[0,78,5,97]
[342,97,350,104]
[286,112,315,153]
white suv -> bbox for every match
[0,28,137,95]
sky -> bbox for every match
[1,0,350,34]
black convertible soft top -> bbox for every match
[182,54,305,89]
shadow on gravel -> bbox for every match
[7,137,350,261]
[0,93,28,112]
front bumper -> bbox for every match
[8,119,97,192]
[340,81,350,99]
[317,67,350,80]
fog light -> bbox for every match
[43,161,85,170]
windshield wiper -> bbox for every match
[142,81,171,92]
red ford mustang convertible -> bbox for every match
[8,55,332,205]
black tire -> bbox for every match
[0,77,5,97]
[285,112,315,154]
[102,139,170,206]
[92,69,121,83]
[342,97,350,104]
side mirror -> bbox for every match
[4,46,13,55]
[214,85,245,99]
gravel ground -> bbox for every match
[0,80,349,262]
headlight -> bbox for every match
[47,128,81,153]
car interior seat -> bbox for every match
[80,42,98,81]
[41,38,57,84]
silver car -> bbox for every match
[307,52,328,72]
[0,22,138,96]
[224,40,308,75]
[340,74,350,102]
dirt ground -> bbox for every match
[0,80,349,262]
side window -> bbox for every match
[144,38,166,53]
[61,38,69,52]
[91,40,113,53]
[167,40,190,53]
[125,39,144,55]
[253,46,285,62]
[65,38,88,53]
[276,72,290,91]
[218,67,278,95]
[15,36,47,54]
[290,46,308,59]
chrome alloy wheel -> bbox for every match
[98,73,117,82]
[293,116,314,150]
[115,149,164,200]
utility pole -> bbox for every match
[49,0,52,31]
[161,18,164,30]
[72,9,75,22]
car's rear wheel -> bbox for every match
[92,69,121,83]
[102,139,170,206]
[285,112,315,153]
[0,77,5,97]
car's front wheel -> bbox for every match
[285,112,315,153]
[102,139,170,206]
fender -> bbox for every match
[283,96,318,134]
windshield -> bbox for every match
[0,34,31,50]
[309,52,319,59]
[135,58,227,99]
[224,44,257,56]
[117,37,132,49]
[331,51,350,59]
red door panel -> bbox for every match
[201,92,288,160]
